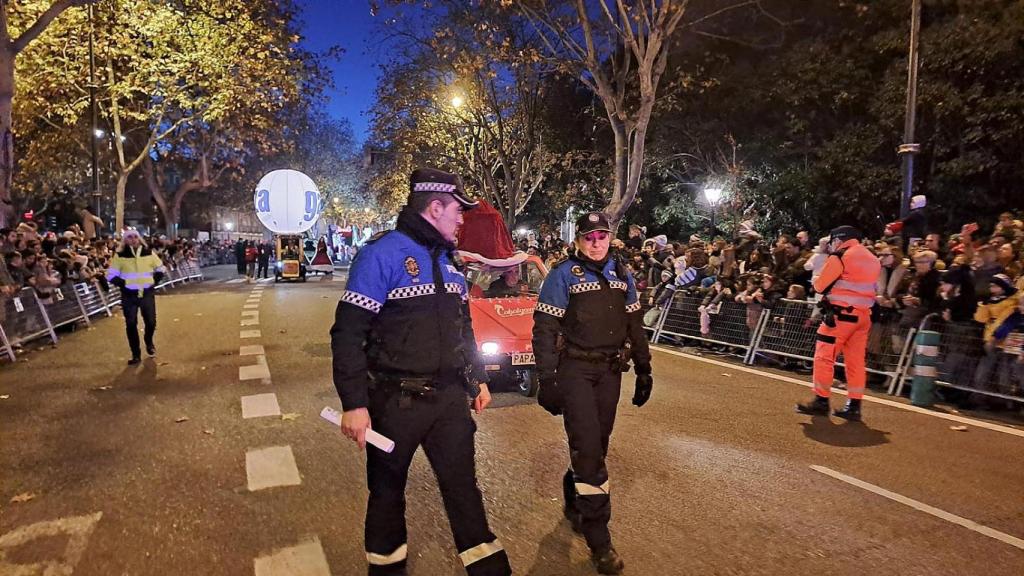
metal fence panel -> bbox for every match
[655,291,763,358]
[41,282,89,329]
[895,318,1023,404]
[74,281,109,318]
[0,288,57,347]
[749,299,916,387]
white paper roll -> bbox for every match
[320,407,396,453]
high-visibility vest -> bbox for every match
[824,242,881,310]
[106,247,165,292]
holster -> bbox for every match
[563,346,628,372]
[369,373,437,408]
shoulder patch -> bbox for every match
[404,256,420,277]
[570,265,585,278]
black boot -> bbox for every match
[796,395,830,415]
[562,469,582,534]
[591,546,624,575]
[127,356,141,365]
[146,343,156,357]
[833,399,862,421]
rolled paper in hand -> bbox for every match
[320,406,395,453]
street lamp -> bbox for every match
[704,188,723,236]
[225,222,233,231]
[450,95,465,109]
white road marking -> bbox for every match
[242,393,282,419]
[259,277,274,283]
[241,330,262,339]
[240,362,272,381]
[332,275,344,282]
[811,465,1024,550]
[240,345,265,356]
[652,345,1024,439]
[241,310,259,318]
[246,446,302,491]
[241,318,259,327]
[253,536,331,576]
[0,512,103,575]
[243,303,260,309]
[225,278,247,284]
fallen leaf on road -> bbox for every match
[173,318,180,322]
[91,386,113,391]
[949,426,968,432]
[281,413,301,421]
[279,329,287,334]
[721,373,731,377]
[175,416,190,423]
[0,395,9,399]
[158,361,170,366]
[203,429,214,435]
[221,351,234,356]
[200,366,207,371]
[10,492,35,503]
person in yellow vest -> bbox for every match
[106,229,166,364]
[797,226,881,420]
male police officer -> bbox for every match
[532,212,653,575]
[106,229,165,364]
[330,168,512,576]
[797,225,881,420]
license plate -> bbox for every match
[511,352,535,365]
[485,364,502,371]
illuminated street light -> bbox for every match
[225,222,233,231]
[451,95,464,109]
[703,187,723,236]
[94,128,105,138]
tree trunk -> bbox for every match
[0,50,15,229]
[115,171,129,233]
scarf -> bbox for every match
[993,310,1024,342]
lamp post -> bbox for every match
[704,187,723,236]
[899,0,922,219]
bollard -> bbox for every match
[909,329,941,407]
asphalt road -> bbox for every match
[1,265,1022,576]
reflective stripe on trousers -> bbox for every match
[367,543,408,565]
[575,480,610,496]
[459,539,504,567]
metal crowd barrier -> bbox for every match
[652,291,767,363]
[895,316,1023,404]
[1,261,208,364]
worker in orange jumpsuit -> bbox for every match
[797,226,881,420]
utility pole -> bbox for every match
[898,0,922,219]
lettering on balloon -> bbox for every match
[255,189,270,213]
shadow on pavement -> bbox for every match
[799,415,891,448]
[525,520,592,576]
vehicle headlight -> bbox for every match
[276,262,283,269]
[481,341,499,355]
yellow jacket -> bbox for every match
[106,246,166,295]
[974,296,1018,342]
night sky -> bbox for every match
[298,0,386,145]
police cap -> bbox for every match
[409,167,479,209]
[576,212,612,236]
[829,225,863,243]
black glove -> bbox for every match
[537,377,563,416]
[633,374,653,407]
[153,272,165,285]
[111,277,126,289]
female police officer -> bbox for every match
[532,211,654,575]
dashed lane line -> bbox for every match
[811,465,1024,550]
[246,446,302,491]
[240,344,265,356]
[240,330,261,339]
[241,310,259,318]
[241,393,282,419]
[243,303,260,310]
[253,536,331,576]
[651,345,1024,439]
[240,361,271,381]
[241,318,259,327]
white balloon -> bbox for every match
[253,169,321,234]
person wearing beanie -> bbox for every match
[330,167,512,576]
[796,225,881,420]
[532,211,653,575]
[106,229,166,364]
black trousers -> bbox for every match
[364,385,511,576]
[122,290,156,358]
[558,357,622,551]
[257,260,269,278]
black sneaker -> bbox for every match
[128,357,142,366]
[146,344,156,357]
[833,399,862,421]
[796,396,830,415]
[591,546,624,575]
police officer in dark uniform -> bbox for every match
[330,167,512,576]
[532,212,654,575]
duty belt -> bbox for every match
[562,346,629,372]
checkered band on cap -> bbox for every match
[342,290,383,314]
[568,282,602,294]
[535,302,565,318]
[413,182,458,193]
[625,301,642,313]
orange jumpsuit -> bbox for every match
[812,241,881,400]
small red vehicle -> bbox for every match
[457,202,548,396]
